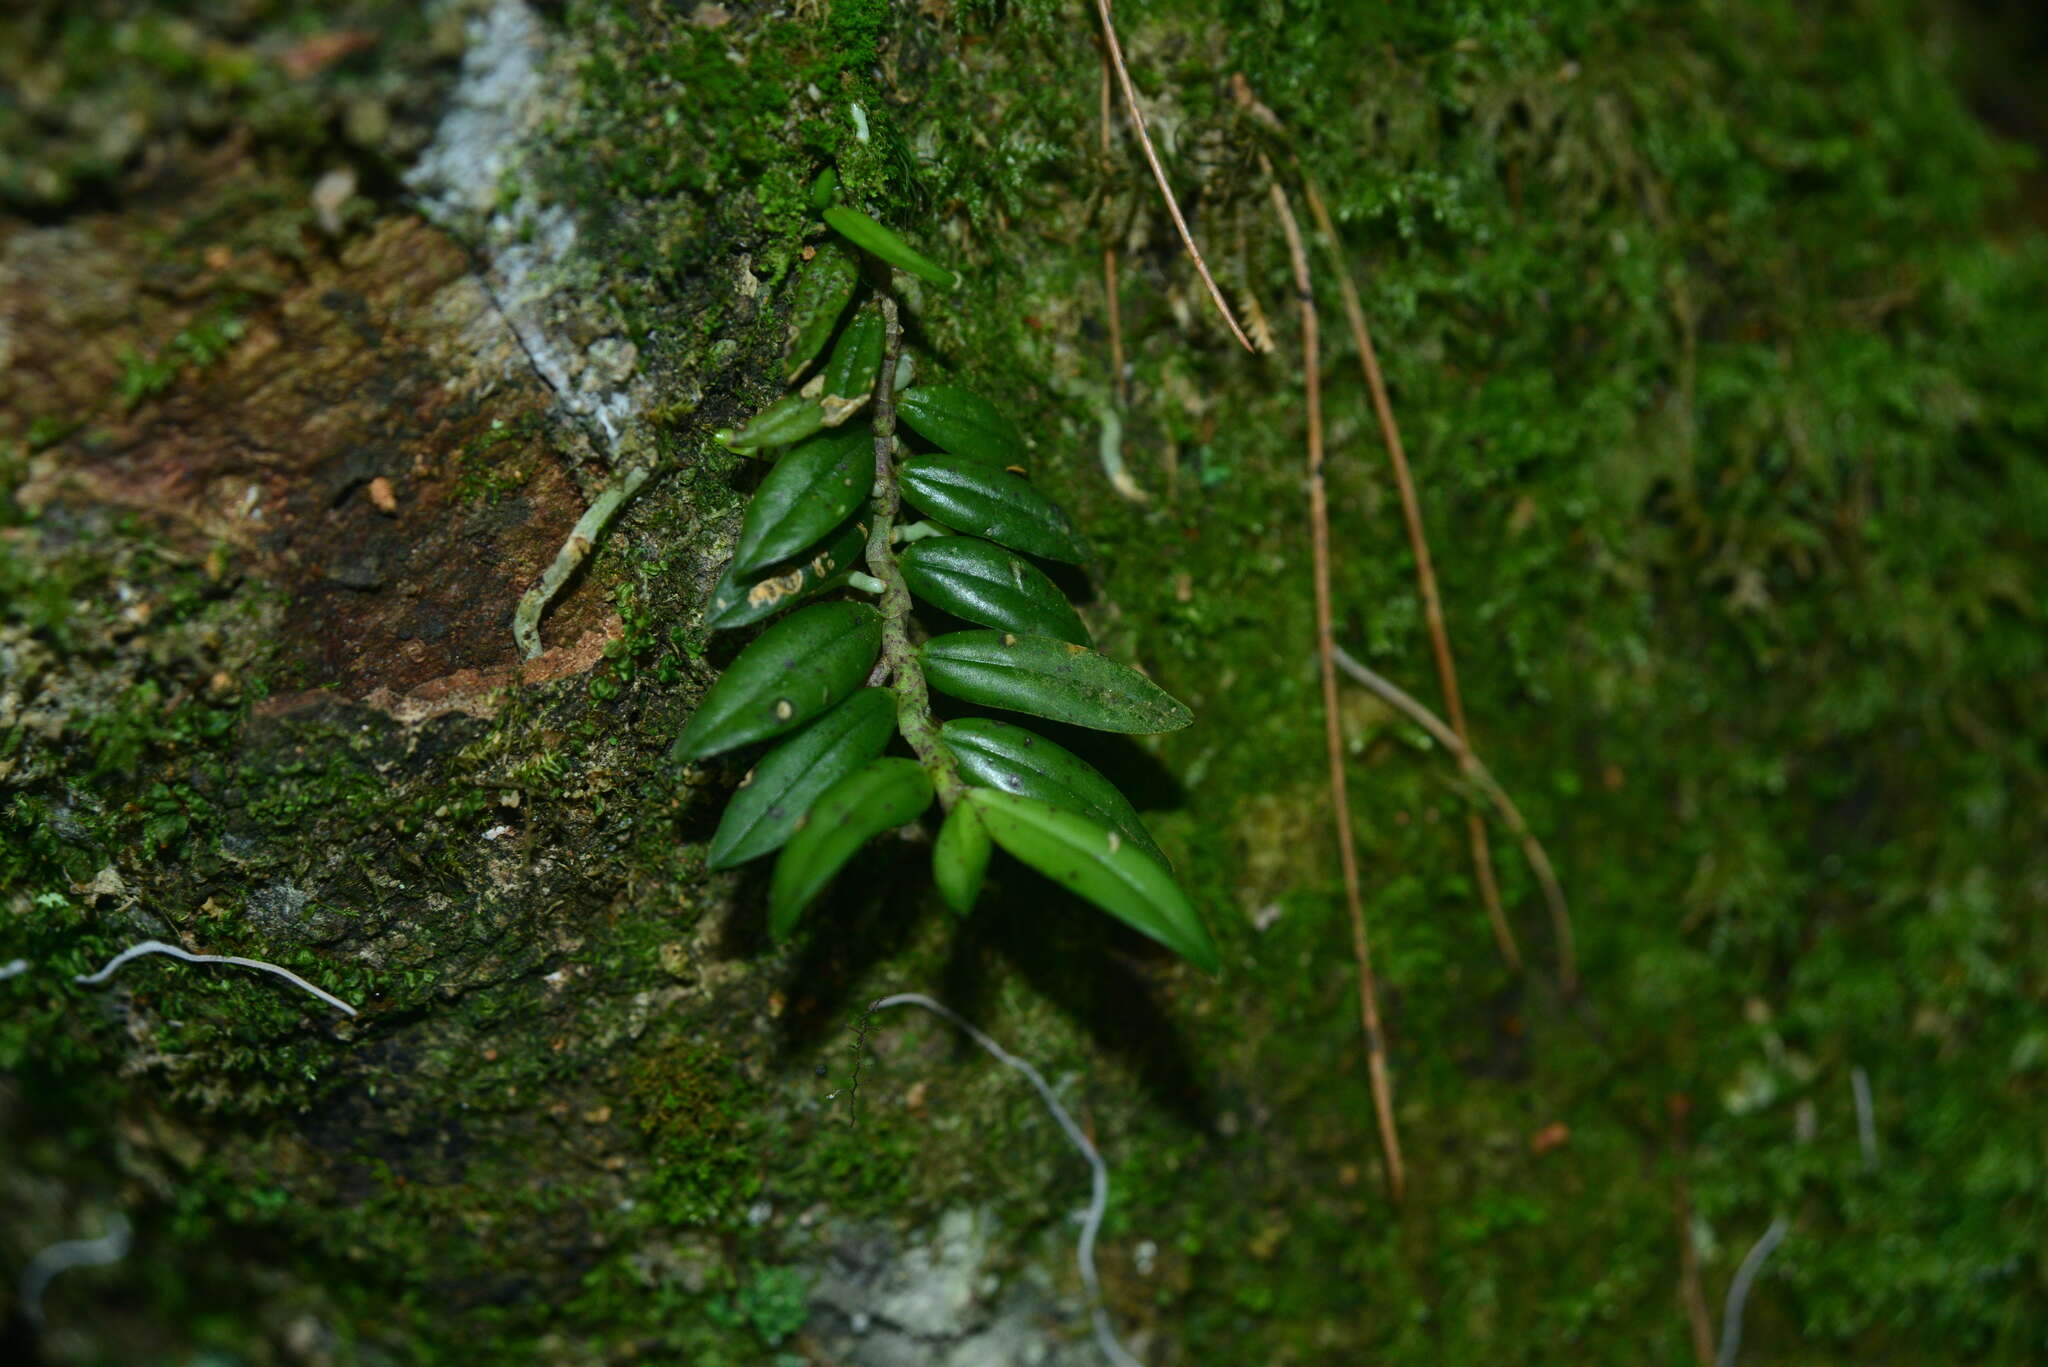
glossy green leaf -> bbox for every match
[822,302,883,412]
[897,386,1027,466]
[823,205,958,290]
[783,239,860,380]
[730,425,873,576]
[671,601,882,763]
[707,688,895,869]
[808,166,838,210]
[898,457,1087,563]
[965,788,1218,972]
[718,394,825,454]
[920,631,1191,734]
[932,802,990,916]
[899,537,1089,644]
[705,516,869,631]
[939,717,1167,867]
[770,758,934,936]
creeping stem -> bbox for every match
[863,295,965,809]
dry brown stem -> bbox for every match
[1094,0,1253,351]
[1329,646,1577,990]
[1097,39,1127,409]
[1295,176,1529,982]
[1266,155,1406,1204]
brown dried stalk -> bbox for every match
[1266,155,1405,1204]
[1098,38,1127,410]
[1094,0,1253,351]
[1328,646,1576,990]
[1295,176,1530,983]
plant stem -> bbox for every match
[863,293,964,809]
[1268,158,1406,1205]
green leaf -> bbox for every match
[899,537,1089,644]
[808,166,839,210]
[718,394,825,454]
[730,425,873,576]
[706,516,869,631]
[822,205,959,289]
[964,788,1218,971]
[671,602,883,763]
[932,803,991,916]
[938,717,1167,867]
[784,239,860,380]
[822,302,883,413]
[707,688,895,869]
[921,631,1191,734]
[898,457,1087,563]
[770,758,934,936]
[897,386,1027,466]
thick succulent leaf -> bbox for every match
[706,688,895,870]
[897,386,1027,466]
[770,758,934,936]
[784,238,860,379]
[719,394,827,454]
[938,717,1167,867]
[730,425,874,576]
[898,537,1089,644]
[965,788,1218,972]
[706,516,869,631]
[920,631,1191,734]
[898,457,1087,563]
[822,302,883,416]
[671,601,882,762]
[931,802,991,916]
[822,205,958,289]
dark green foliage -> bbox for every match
[669,601,882,761]
[898,536,1091,643]
[932,802,992,914]
[965,788,1218,972]
[705,515,870,631]
[727,425,874,573]
[898,457,1089,562]
[896,385,1030,465]
[691,199,1209,963]
[920,630,1192,733]
[768,758,934,935]
[939,717,1167,866]
[706,687,896,870]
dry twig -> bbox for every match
[1294,175,1530,984]
[1669,1094,1719,1365]
[1329,646,1575,983]
[1094,0,1253,351]
[1266,157,1405,1204]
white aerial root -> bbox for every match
[19,1213,132,1326]
[1715,1216,1789,1367]
[74,940,358,1017]
[512,463,653,659]
[865,992,1145,1367]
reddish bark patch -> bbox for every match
[6,211,619,712]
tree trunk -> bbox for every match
[4,1,2044,1363]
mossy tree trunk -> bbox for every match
[3,1,2045,1363]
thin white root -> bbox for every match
[512,463,654,659]
[1852,1066,1878,1170]
[866,992,1145,1367]
[19,1213,132,1326]
[1715,1216,1788,1367]
[1095,403,1149,504]
[75,939,358,1017]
